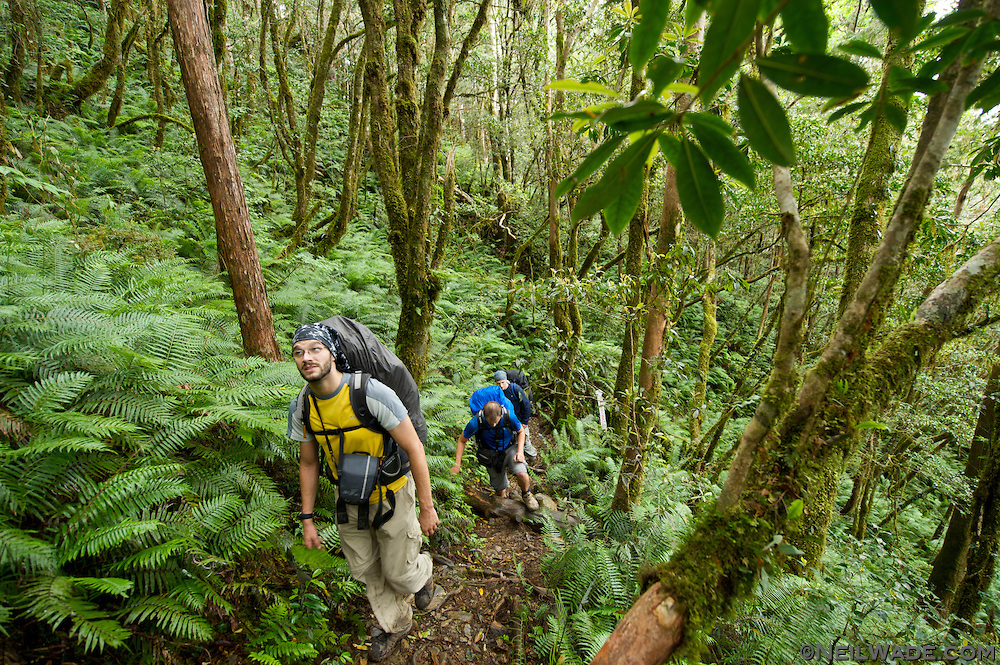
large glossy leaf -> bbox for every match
[779,0,828,53]
[967,66,1000,112]
[684,112,754,187]
[688,122,755,189]
[932,8,989,29]
[906,25,971,54]
[600,100,675,132]
[556,134,626,197]
[869,0,923,43]
[629,0,672,71]
[647,55,686,98]
[683,111,737,136]
[737,75,794,166]
[883,103,909,134]
[837,39,884,59]
[604,166,647,235]
[571,131,660,223]
[673,138,725,238]
[699,0,762,104]
[545,79,621,97]
[757,53,870,98]
[826,100,869,123]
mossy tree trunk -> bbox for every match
[616,13,704,493]
[779,24,993,567]
[317,44,368,254]
[608,70,649,440]
[547,4,585,425]
[166,0,282,361]
[689,241,717,445]
[836,31,915,318]
[209,0,227,99]
[43,0,124,117]
[609,69,651,509]
[358,0,491,385]
[107,12,144,127]
[2,0,28,103]
[145,0,169,147]
[951,370,1000,626]
[260,0,347,255]
[930,343,1000,614]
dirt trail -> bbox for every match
[344,497,555,665]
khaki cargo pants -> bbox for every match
[337,474,433,633]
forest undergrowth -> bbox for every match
[1,74,999,664]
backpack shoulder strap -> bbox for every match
[348,371,385,433]
[297,384,313,436]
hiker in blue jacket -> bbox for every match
[493,370,536,461]
[451,401,539,511]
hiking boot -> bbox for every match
[523,489,539,512]
[369,622,411,661]
[414,575,438,610]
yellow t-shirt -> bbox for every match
[305,380,407,503]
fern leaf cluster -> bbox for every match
[0,231,349,661]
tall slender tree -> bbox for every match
[166,0,281,361]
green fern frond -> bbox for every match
[60,518,165,563]
[214,495,284,557]
[69,576,133,597]
[119,595,213,641]
[6,434,113,455]
[189,496,244,536]
[0,524,59,572]
[63,464,186,529]
[8,371,93,412]
[108,538,188,575]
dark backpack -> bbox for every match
[314,315,427,443]
[505,368,532,404]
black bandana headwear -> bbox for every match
[292,323,350,370]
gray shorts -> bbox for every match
[487,445,528,493]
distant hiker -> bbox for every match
[468,370,537,463]
[494,369,537,461]
[451,400,539,511]
[288,323,440,662]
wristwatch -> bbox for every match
[297,512,314,521]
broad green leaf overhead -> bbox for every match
[603,163,647,235]
[779,0,829,53]
[545,79,621,97]
[629,0,672,71]
[647,55,686,98]
[600,100,675,132]
[698,0,762,104]
[737,74,795,166]
[571,131,661,223]
[686,116,756,189]
[556,134,627,197]
[869,0,924,43]
[757,53,871,98]
[672,137,725,238]
[967,66,1000,111]
[837,39,885,59]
